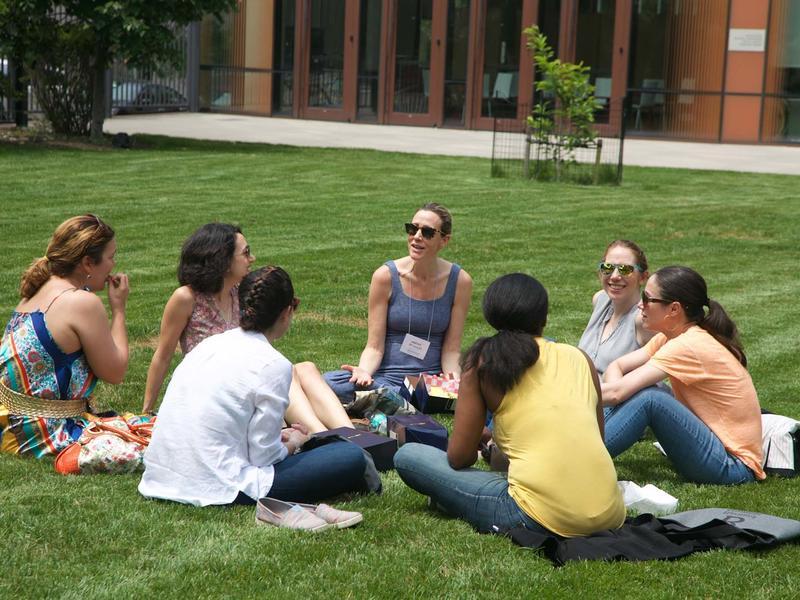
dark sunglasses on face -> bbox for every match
[290,297,301,311]
[641,291,672,306]
[598,262,642,277]
[405,222,444,240]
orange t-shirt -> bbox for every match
[644,326,764,479]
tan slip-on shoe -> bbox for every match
[255,497,332,532]
[297,502,364,529]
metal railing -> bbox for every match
[491,100,625,184]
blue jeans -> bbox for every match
[324,369,401,403]
[238,441,368,504]
[604,387,755,485]
[394,443,549,534]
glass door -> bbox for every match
[386,0,448,126]
[356,0,383,120]
[300,0,359,120]
[471,0,537,130]
[273,0,296,115]
[443,0,471,125]
[575,0,616,124]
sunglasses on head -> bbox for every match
[641,291,672,306]
[598,262,643,277]
[405,222,444,240]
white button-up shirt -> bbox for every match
[139,328,292,506]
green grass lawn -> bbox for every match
[1,136,799,599]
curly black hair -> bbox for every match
[177,223,242,294]
[239,266,295,332]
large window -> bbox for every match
[393,0,433,113]
[576,0,616,123]
[273,0,295,115]
[444,0,470,124]
[199,3,274,115]
[481,0,522,119]
[357,0,382,118]
[627,0,728,140]
[308,0,345,108]
[763,0,800,142]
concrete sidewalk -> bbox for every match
[105,112,800,176]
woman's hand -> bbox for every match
[342,364,374,387]
[282,423,311,454]
[106,273,129,313]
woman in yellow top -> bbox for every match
[394,274,625,536]
[602,266,764,484]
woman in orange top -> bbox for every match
[602,266,764,484]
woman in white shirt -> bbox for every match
[139,266,370,506]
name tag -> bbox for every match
[400,333,430,360]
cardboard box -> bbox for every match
[314,427,397,471]
[387,414,448,451]
[400,374,459,413]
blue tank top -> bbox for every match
[375,261,461,385]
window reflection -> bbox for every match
[482,1,522,119]
[308,0,345,108]
[763,0,800,142]
[394,0,432,114]
[576,0,616,124]
[358,0,382,118]
[627,0,726,140]
[273,0,295,114]
[444,0,470,124]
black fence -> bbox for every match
[109,27,190,116]
[0,57,45,125]
[490,99,625,185]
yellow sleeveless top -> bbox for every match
[493,338,625,537]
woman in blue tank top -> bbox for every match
[317,203,473,401]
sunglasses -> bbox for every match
[290,297,301,311]
[405,223,444,240]
[598,262,643,277]
[641,291,672,306]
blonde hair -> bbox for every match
[20,214,115,299]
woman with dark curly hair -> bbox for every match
[142,225,353,434]
[143,223,253,413]
[139,266,371,513]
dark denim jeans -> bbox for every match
[323,369,401,403]
[394,443,549,534]
[604,387,755,485]
[237,440,368,504]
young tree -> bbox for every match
[524,25,598,181]
[0,0,237,141]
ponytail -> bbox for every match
[462,330,540,395]
[655,266,747,367]
[17,214,115,299]
[20,257,52,299]
[700,299,747,367]
[463,273,549,395]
